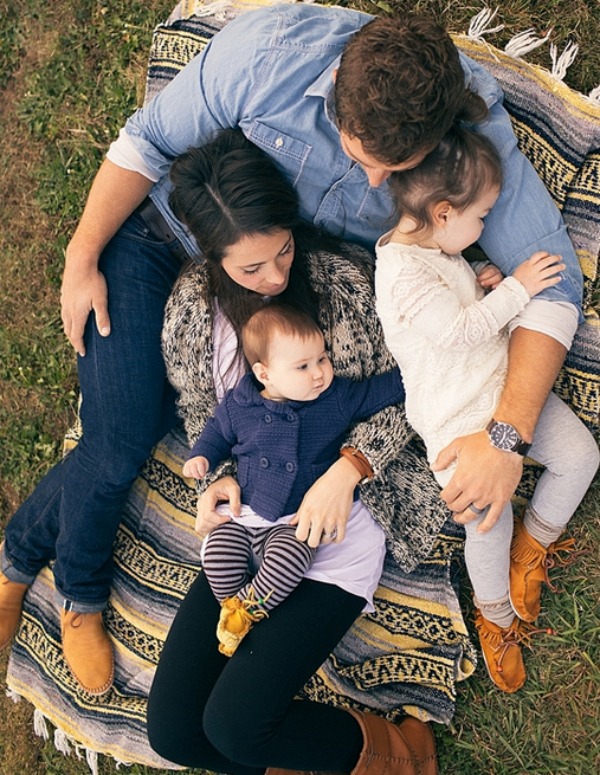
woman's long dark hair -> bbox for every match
[169,129,343,376]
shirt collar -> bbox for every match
[304,55,340,128]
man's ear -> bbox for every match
[251,361,269,385]
[431,201,452,228]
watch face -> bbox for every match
[489,421,520,451]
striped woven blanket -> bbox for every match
[6,2,600,769]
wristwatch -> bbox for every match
[486,419,531,456]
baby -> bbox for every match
[185,302,404,655]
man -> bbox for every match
[1,3,582,699]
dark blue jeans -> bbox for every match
[1,213,183,610]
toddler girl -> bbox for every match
[375,126,599,692]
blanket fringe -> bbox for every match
[550,40,579,80]
[504,28,552,58]
[467,6,504,41]
[5,687,21,703]
[588,85,600,104]
[33,708,50,740]
[467,6,580,83]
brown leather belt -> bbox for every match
[136,197,190,265]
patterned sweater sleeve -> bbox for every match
[161,263,238,489]
[393,258,530,351]
[308,245,451,571]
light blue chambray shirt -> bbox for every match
[114,3,582,312]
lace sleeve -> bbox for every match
[393,261,529,351]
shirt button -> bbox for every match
[260,458,269,468]
[275,137,283,148]
[264,414,272,423]
[285,462,295,472]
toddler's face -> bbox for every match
[258,331,334,402]
[436,184,500,255]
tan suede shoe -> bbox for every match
[61,610,114,695]
[475,611,528,693]
[510,516,577,622]
[0,570,29,650]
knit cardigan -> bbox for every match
[162,243,451,572]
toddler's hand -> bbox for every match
[513,251,565,298]
[477,263,504,290]
[183,455,210,479]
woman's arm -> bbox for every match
[293,244,441,561]
[162,267,239,488]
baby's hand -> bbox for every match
[477,263,504,290]
[512,251,565,298]
[183,455,210,480]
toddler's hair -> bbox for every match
[242,303,322,366]
[388,126,503,233]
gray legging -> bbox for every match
[462,391,599,604]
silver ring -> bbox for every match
[468,503,488,515]
[323,527,338,539]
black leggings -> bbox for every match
[147,573,365,773]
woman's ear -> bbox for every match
[431,201,452,229]
[251,361,269,385]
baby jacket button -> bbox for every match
[264,414,272,423]
[260,457,270,468]
[286,413,296,422]
[285,462,295,472]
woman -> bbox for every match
[147,129,442,774]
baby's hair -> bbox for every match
[242,303,322,366]
[388,125,503,234]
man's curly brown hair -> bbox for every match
[335,14,487,165]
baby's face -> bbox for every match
[436,184,501,256]
[260,331,334,402]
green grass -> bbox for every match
[1,0,599,772]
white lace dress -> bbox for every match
[374,237,530,484]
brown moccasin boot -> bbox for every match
[510,516,577,622]
[0,570,29,650]
[61,610,114,695]
[475,611,527,693]
[474,610,554,694]
[347,708,438,775]
[264,710,437,775]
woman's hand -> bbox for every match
[195,475,241,538]
[291,456,362,548]
[431,430,523,534]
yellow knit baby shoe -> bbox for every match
[216,589,269,657]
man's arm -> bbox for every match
[432,327,566,532]
[61,160,153,355]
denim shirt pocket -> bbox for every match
[247,121,312,187]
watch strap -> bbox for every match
[340,447,374,483]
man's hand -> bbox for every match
[431,430,523,534]
[195,475,240,538]
[291,456,361,548]
[60,160,155,355]
[61,262,109,356]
